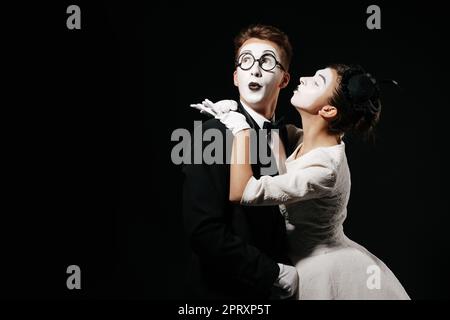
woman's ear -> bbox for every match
[233,70,238,87]
[279,72,290,88]
[319,105,338,120]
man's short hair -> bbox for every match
[234,24,293,71]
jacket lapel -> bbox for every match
[237,103,260,129]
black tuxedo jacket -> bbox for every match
[182,103,296,299]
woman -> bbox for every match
[192,64,410,300]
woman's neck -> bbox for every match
[298,111,339,157]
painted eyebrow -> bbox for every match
[263,50,276,56]
[318,74,326,85]
[240,50,277,56]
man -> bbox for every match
[182,24,298,299]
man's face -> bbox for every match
[234,39,287,109]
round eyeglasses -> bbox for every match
[236,52,286,72]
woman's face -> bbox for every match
[290,68,337,113]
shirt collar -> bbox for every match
[240,100,275,129]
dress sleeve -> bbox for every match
[241,150,337,206]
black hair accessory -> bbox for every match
[340,65,401,116]
[341,65,378,101]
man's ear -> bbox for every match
[318,105,338,120]
[233,70,238,87]
[279,72,290,89]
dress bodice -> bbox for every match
[241,125,351,260]
[283,142,351,260]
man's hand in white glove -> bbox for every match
[274,263,299,299]
[190,99,250,135]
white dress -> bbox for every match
[241,126,410,300]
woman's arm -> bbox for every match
[229,129,254,203]
[229,130,337,206]
[240,162,336,206]
[231,141,337,206]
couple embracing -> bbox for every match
[182,24,409,300]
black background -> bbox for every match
[3,1,449,302]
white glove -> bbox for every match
[190,99,250,135]
[274,263,299,299]
[190,99,238,117]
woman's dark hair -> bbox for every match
[327,64,381,138]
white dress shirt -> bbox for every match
[240,101,287,175]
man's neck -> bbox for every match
[240,100,276,126]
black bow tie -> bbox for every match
[262,117,285,142]
[262,117,285,131]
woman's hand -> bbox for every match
[190,99,238,116]
[190,99,250,135]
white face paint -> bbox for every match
[290,68,337,112]
[234,39,286,108]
